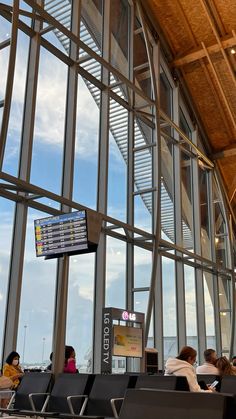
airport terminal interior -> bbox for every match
[0,0,236,388]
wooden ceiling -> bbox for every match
[143,0,236,220]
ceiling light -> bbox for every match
[230,48,236,55]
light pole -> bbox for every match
[42,337,46,365]
[22,325,27,364]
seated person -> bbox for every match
[3,351,24,390]
[46,352,53,371]
[196,348,219,374]
[216,356,236,377]
[165,346,213,392]
[64,345,77,373]
[232,356,236,367]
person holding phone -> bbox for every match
[165,346,213,392]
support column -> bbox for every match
[2,2,41,362]
[173,86,186,350]
[52,0,80,375]
[93,0,110,373]
[192,130,206,363]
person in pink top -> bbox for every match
[64,345,77,373]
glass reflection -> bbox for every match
[0,198,14,363]
[218,275,231,354]
[181,152,194,251]
[184,265,198,348]
[199,166,211,257]
[67,253,95,372]
[17,208,56,367]
[106,237,126,309]
[203,272,216,348]
[162,257,177,362]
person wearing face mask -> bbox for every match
[3,351,24,389]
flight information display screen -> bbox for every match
[34,210,88,258]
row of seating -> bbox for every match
[113,388,235,419]
[1,372,236,418]
[0,373,188,417]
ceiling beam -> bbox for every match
[173,34,236,67]
[212,145,236,160]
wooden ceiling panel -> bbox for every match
[213,0,236,34]
[183,62,232,149]
[143,0,236,219]
[178,0,216,46]
[145,0,196,54]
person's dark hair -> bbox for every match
[65,346,75,361]
[6,351,20,365]
[204,348,216,362]
[49,352,53,361]
[216,356,236,376]
[176,346,197,362]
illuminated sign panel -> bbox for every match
[113,325,143,358]
[34,210,87,258]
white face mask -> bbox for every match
[12,359,19,366]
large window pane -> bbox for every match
[161,137,174,243]
[110,0,129,78]
[213,179,229,268]
[184,265,198,348]
[108,99,127,222]
[2,31,29,175]
[203,271,216,348]
[17,209,56,367]
[0,198,14,363]
[199,166,211,258]
[218,275,231,355]
[66,253,95,373]
[30,47,67,194]
[105,237,126,309]
[134,246,151,288]
[73,76,99,209]
[162,257,177,361]
[181,152,194,251]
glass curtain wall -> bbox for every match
[0,0,235,371]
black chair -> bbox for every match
[80,374,133,418]
[31,373,95,415]
[0,372,52,413]
[117,388,235,419]
[134,374,189,391]
[220,375,236,393]
[197,374,221,391]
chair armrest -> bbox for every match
[67,394,88,415]
[111,397,124,419]
[0,390,16,409]
[29,392,50,411]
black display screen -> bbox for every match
[34,210,88,258]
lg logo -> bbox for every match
[122,311,136,321]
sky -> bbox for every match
[0,1,217,367]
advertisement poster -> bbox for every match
[113,325,143,358]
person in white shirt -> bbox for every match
[196,348,219,375]
[165,346,213,392]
